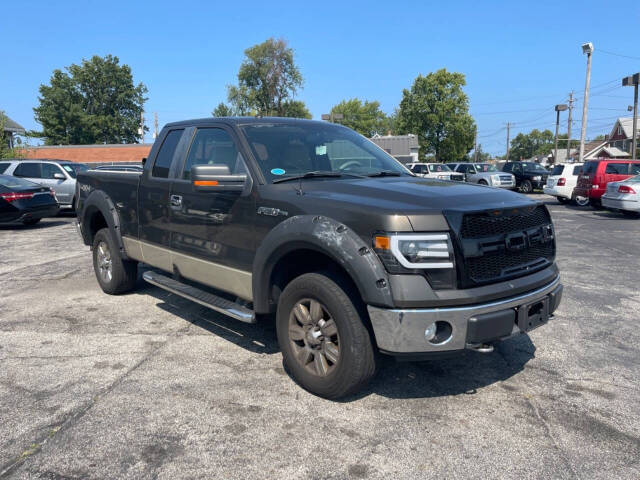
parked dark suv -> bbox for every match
[502,162,549,193]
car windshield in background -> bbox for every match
[0,174,39,189]
[551,165,564,176]
[240,122,408,183]
[428,164,452,172]
[521,162,547,172]
[62,163,89,178]
[475,163,498,172]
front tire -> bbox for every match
[519,180,533,193]
[276,272,376,399]
[92,228,138,294]
[478,180,488,186]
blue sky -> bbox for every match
[3,0,639,155]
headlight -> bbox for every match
[532,176,542,181]
[491,175,501,183]
[375,233,454,269]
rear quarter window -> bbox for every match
[572,165,582,175]
[14,163,42,178]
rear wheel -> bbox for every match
[276,272,376,399]
[92,228,138,294]
[572,194,589,206]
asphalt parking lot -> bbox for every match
[1,195,639,480]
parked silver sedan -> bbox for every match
[602,174,640,217]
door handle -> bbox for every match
[170,195,182,207]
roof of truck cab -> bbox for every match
[164,117,334,128]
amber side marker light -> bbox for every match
[374,235,390,250]
[194,180,219,186]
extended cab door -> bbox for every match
[137,128,187,271]
[167,125,255,300]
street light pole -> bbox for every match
[554,104,568,164]
[579,42,594,162]
[623,73,640,160]
[566,92,574,162]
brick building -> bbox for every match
[22,143,153,164]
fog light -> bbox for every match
[424,322,437,341]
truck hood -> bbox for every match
[267,176,538,233]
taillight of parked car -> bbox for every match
[0,192,34,203]
[618,185,636,194]
[557,178,566,186]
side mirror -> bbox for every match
[191,164,247,192]
[53,172,66,180]
[141,157,147,166]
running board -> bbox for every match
[142,270,255,323]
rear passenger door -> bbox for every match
[167,126,255,300]
[137,128,188,271]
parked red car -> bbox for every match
[573,159,640,208]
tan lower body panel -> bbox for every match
[122,236,253,301]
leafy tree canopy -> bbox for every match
[33,55,147,145]
[329,98,389,137]
[509,128,555,160]
[396,69,476,162]
[214,38,310,118]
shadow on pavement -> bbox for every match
[136,275,534,401]
[0,220,69,230]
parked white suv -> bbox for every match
[543,162,585,205]
[407,163,464,181]
[0,159,89,209]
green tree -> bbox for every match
[397,69,476,162]
[281,100,312,119]
[329,98,388,136]
[509,129,555,160]
[34,55,147,145]
[223,38,306,117]
[212,102,234,117]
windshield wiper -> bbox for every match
[272,171,344,184]
[366,170,402,177]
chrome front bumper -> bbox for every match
[368,277,562,354]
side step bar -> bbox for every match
[142,270,256,324]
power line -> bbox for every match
[597,49,640,61]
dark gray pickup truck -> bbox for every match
[76,117,562,399]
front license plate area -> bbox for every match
[517,298,549,332]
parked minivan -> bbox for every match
[573,159,640,208]
[0,159,89,209]
[543,162,585,205]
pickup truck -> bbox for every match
[76,117,562,399]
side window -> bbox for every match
[572,165,582,175]
[0,163,9,174]
[467,166,476,174]
[512,164,523,174]
[182,128,246,180]
[503,163,512,172]
[456,164,466,173]
[605,163,628,174]
[14,163,42,178]
[42,163,64,179]
[152,129,184,178]
[630,164,640,175]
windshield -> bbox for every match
[61,163,89,178]
[521,162,547,172]
[475,163,498,172]
[240,122,409,183]
[0,174,39,189]
[428,164,452,172]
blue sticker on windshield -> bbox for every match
[271,168,286,176]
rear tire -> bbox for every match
[276,272,376,399]
[557,197,569,204]
[92,228,138,294]
[572,194,589,206]
[589,198,603,210]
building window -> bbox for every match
[617,125,622,136]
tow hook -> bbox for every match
[466,343,494,353]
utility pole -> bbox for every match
[554,104,568,164]
[505,122,511,160]
[623,73,639,160]
[139,111,145,144]
[153,112,159,140]
[566,91,574,162]
[579,42,594,162]
[474,132,478,162]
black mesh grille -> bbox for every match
[461,206,549,239]
[466,243,554,284]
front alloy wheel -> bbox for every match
[288,299,340,377]
[96,241,113,283]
